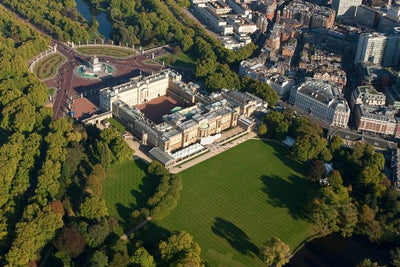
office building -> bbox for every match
[354,30,400,66]
[289,79,350,127]
[331,0,361,17]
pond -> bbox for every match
[287,234,392,267]
[74,0,112,39]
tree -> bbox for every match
[329,135,343,152]
[78,194,108,220]
[308,160,326,181]
[328,170,343,189]
[258,123,267,136]
[85,219,111,248]
[110,137,132,163]
[54,227,86,257]
[264,111,290,140]
[131,246,155,267]
[311,177,358,237]
[5,204,64,266]
[159,231,203,266]
[357,204,382,242]
[87,164,106,195]
[91,251,108,267]
[391,247,400,267]
[292,134,327,162]
[357,258,383,267]
[259,237,290,267]
[241,77,278,106]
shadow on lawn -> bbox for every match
[261,174,313,221]
[260,139,307,176]
[113,160,160,227]
[211,217,259,257]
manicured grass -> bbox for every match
[102,160,151,224]
[101,140,314,266]
[143,59,159,65]
[47,87,55,97]
[76,46,135,58]
[157,51,196,69]
[157,140,314,266]
[33,53,65,80]
[107,118,127,133]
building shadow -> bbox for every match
[261,174,314,221]
[211,217,259,257]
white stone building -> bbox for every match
[99,69,181,111]
[289,79,350,127]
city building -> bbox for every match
[207,1,232,15]
[385,76,400,108]
[191,0,211,4]
[327,128,398,150]
[356,61,395,90]
[253,0,277,20]
[193,4,233,35]
[354,30,400,66]
[355,5,380,28]
[331,0,361,17]
[354,104,399,136]
[226,15,258,34]
[289,79,350,127]
[227,0,252,17]
[282,0,335,29]
[350,85,386,109]
[267,74,295,98]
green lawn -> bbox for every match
[33,53,66,80]
[157,51,196,69]
[143,59,159,65]
[47,87,55,97]
[157,140,314,266]
[107,118,127,133]
[102,160,151,224]
[102,140,314,266]
[76,46,135,58]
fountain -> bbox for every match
[76,55,114,79]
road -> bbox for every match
[1,3,172,119]
[48,42,170,119]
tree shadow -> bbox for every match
[211,217,259,257]
[130,160,160,209]
[261,174,314,221]
[259,139,307,176]
[115,203,135,226]
[133,222,172,261]
[113,160,160,228]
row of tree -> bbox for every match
[132,161,183,221]
[2,0,91,42]
[0,6,59,264]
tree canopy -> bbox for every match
[259,237,290,267]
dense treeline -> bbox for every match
[0,5,53,260]
[263,109,400,262]
[1,0,90,42]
